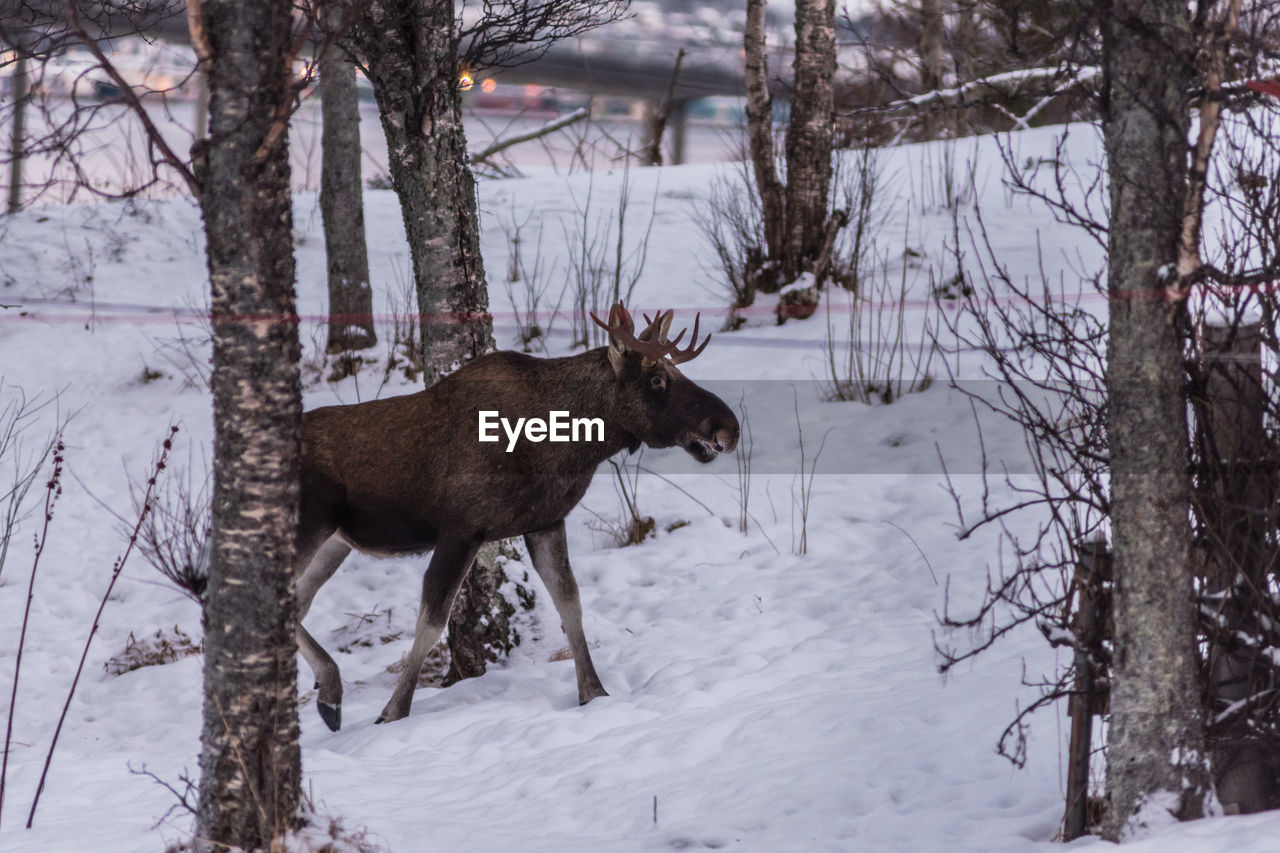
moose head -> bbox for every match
[591,303,738,463]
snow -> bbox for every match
[0,123,1276,852]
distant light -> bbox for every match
[480,78,497,94]
[524,84,543,97]
[459,72,474,91]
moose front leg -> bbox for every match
[295,534,353,731]
[377,535,482,724]
[525,521,609,704]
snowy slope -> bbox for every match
[0,125,1275,852]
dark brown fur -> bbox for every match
[295,327,738,730]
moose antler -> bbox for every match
[590,304,711,364]
[643,310,710,364]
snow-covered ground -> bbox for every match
[0,124,1276,852]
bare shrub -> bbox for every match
[330,605,403,655]
[104,626,202,676]
[791,391,829,557]
[29,426,178,827]
[499,205,564,353]
[563,160,658,349]
[819,150,937,404]
[157,784,390,852]
[585,450,654,547]
[380,257,423,386]
[698,144,904,334]
[0,382,62,584]
[152,299,214,392]
[934,93,1280,825]
[820,234,938,404]
[133,448,211,606]
[933,194,1109,772]
[908,137,978,216]
[734,395,753,535]
[698,158,772,315]
[1,435,63,829]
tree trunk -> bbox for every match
[784,0,836,280]
[195,1,302,848]
[350,0,526,685]
[919,0,945,91]
[6,50,27,214]
[1195,323,1277,815]
[352,0,493,389]
[951,0,979,136]
[640,48,685,168]
[743,0,786,270]
[193,69,209,143]
[1100,0,1213,839]
[918,0,946,138]
[319,45,376,358]
[952,0,978,84]
[445,541,534,682]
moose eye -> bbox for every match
[649,374,667,393]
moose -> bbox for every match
[296,304,739,730]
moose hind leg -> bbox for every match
[377,536,482,724]
[525,521,609,704]
[296,534,352,731]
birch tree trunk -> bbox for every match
[195,0,302,847]
[352,0,493,389]
[320,45,376,358]
[744,0,786,269]
[784,0,836,279]
[1100,0,1214,838]
[6,50,27,214]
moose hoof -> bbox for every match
[377,693,412,724]
[579,686,610,705]
[317,701,342,732]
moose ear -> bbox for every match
[639,310,674,344]
[606,332,628,375]
[592,304,677,375]
[603,304,631,376]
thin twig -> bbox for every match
[0,437,63,831]
[470,107,589,165]
[61,1,201,196]
[27,425,179,828]
[635,465,717,517]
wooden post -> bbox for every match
[1064,539,1110,841]
[1196,322,1276,814]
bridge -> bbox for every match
[477,40,749,163]
[2,1,764,162]
[485,41,745,102]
